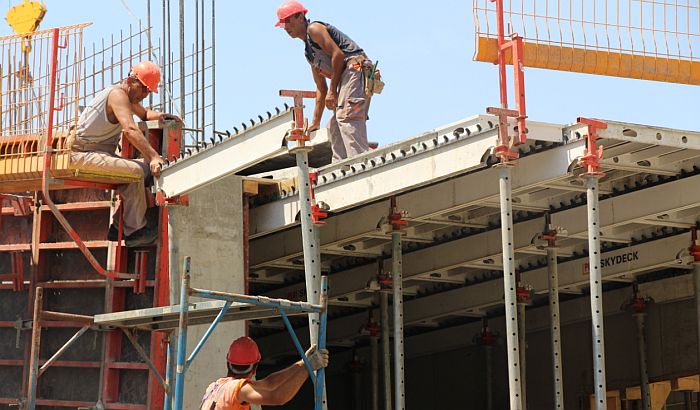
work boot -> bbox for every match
[107,224,120,242]
[125,226,158,247]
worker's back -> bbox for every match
[200,377,250,410]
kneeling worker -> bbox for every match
[200,336,329,409]
[71,61,180,246]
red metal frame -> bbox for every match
[486,0,527,162]
[279,89,328,226]
[577,117,608,176]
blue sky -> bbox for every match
[6,0,696,146]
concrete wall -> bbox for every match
[169,174,246,410]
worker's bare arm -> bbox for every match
[308,22,344,109]
[131,103,183,123]
[309,66,327,131]
[238,362,309,406]
[108,90,164,176]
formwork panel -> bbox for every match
[47,209,111,243]
[0,329,25,360]
[44,288,105,316]
[117,369,148,404]
[0,366,22,397]
[41,328,103,362]
[43,249,108,281]
[0,291,27,320]
[0,215,32,244]
[38,367,100,403]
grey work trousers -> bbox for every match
[70,145,149,236]
[329,58,372,162]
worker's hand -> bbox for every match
[150,156,165,178]
[325,91,338,110]
[160,113,183,124]
[305,345,329,371]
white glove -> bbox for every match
[305,344,329,371]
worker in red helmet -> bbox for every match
[276,1,379,162]
[71,61,181,247]
[200,336,329,409]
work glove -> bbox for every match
[305,344,329,371]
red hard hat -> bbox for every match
[227,336,261,366]
[275,1,307,27]
[131,61,161,93]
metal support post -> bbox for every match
[586,174,607,410]
[635,312,650,410]
[392,230,405,410]
[547,246,565,409]
[578,118,608,410]
[517,302,527,410]
[498,165,523,410]
[26,287,43,410]
[371,332,380,410]
[485,344,493,410]
[281,89,327,409]
[380,292,392,410]
[695,263,700,378]
[173,257,191,410]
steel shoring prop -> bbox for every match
[381,291,392,410]
[690,227,700,380]
[517,287,527,410]
[578,118,608,410]
[636,310,651,410]
[280,89,328,410]
[485,0,528,405]
[496,163,523,410]
[541,214,565,409]
[389,197,407,410]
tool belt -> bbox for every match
[350,55,384,96]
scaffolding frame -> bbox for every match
[34,255,331,410]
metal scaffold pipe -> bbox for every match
[695,263,700,379]
[636,312,651,410]
[371,332,380,410]
[392,230,405,410]
[517,302,527,410]
[498,165,523,410]
[586,174,607,410]
[381,291,392,410]
[547,247,565,409]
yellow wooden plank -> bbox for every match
[475,36,700,86]
[673,375,700,392]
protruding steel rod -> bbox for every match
[547,247,565,409]
[586,175,607,410]
[498,165,523,410]
[392,231,405,410]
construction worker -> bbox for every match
[200,336,329,409]
[70,61,180,247]
[276,1,376,162]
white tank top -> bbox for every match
[75,85,123,147]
